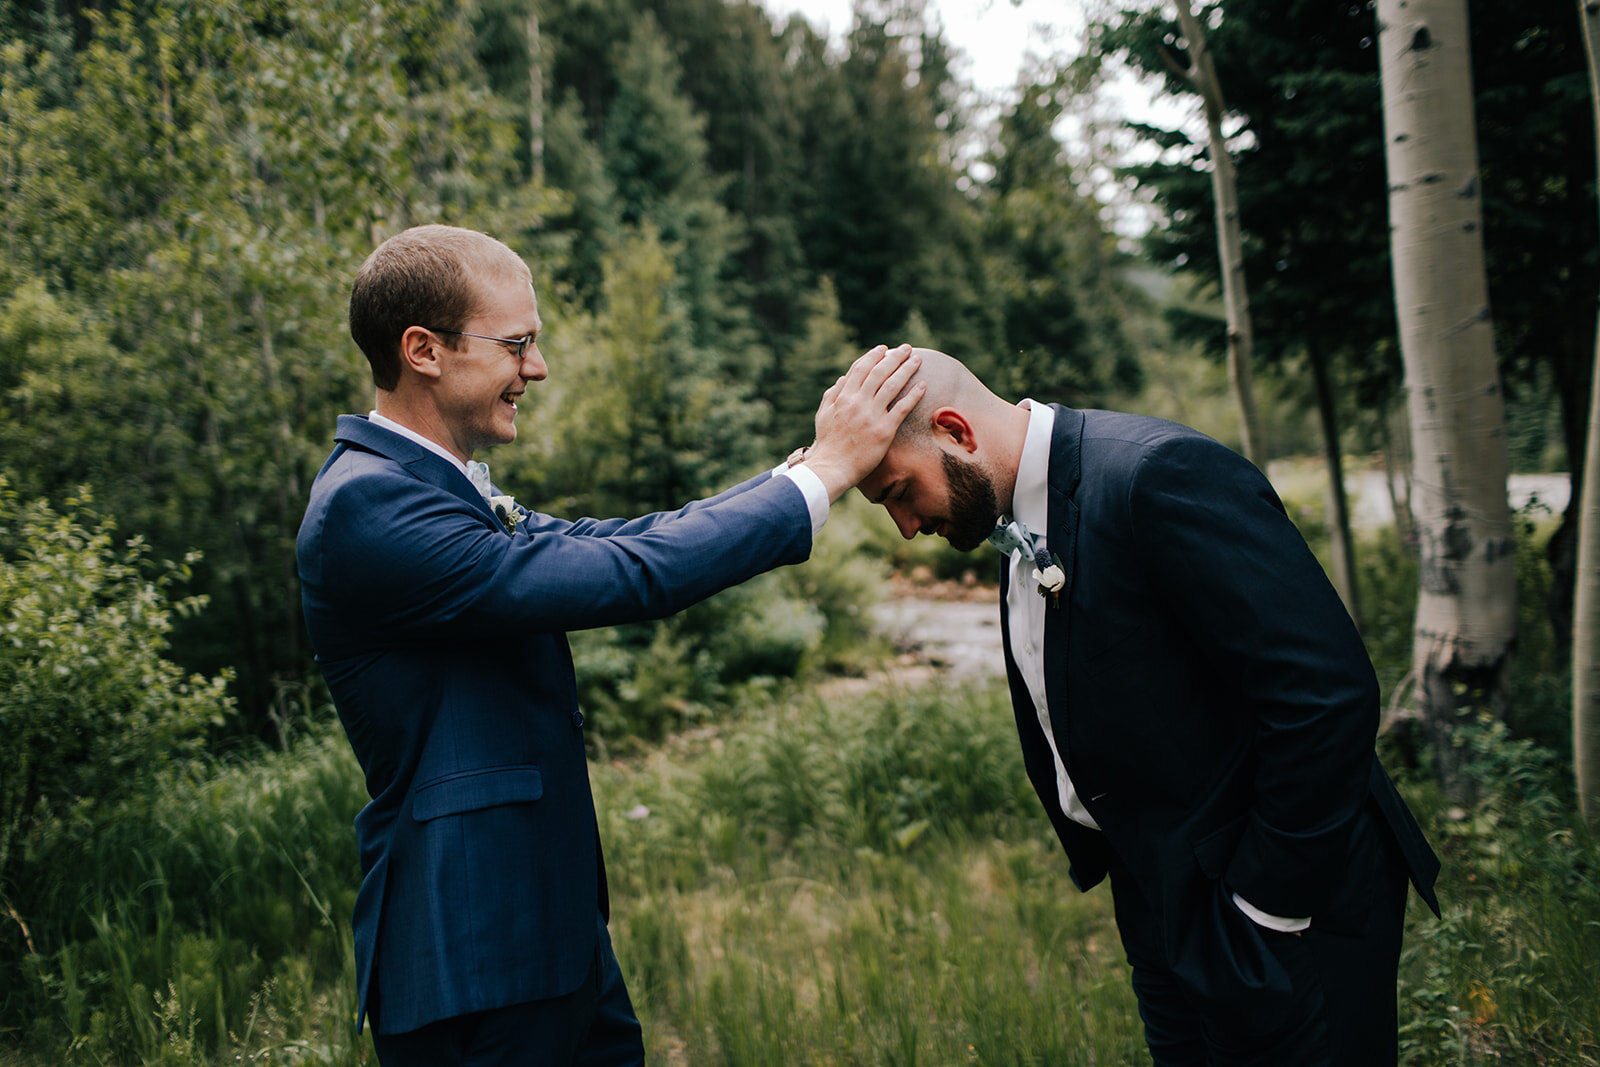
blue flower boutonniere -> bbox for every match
[489,494,527,534]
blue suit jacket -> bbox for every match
[1000,408,1440,1004]
[297,415,812,1034]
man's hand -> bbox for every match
[800,344,925,502]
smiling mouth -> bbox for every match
[500,391,521,409]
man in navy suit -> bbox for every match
[297,224,924,1065]
[855,349,1441,1066]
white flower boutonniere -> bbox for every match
[489,494,527,534]
[1033,552,1065,605]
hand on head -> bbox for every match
[798,344,925,502]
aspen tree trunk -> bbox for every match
[1571,0,1600,828]
[1378,0,1516,793]
[1170,0,1264,467]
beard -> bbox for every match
[939,450,1001,552]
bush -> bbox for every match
[569,493,894,745]
[594,680,1039,895]
[13,724,369,1062]
[1397,719,1600,1065]
[0,483,233,1002]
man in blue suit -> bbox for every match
[297,224,924,1065]
[855,349,1441,1066]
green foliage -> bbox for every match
[516,225,767,517]
[1,0,1143,740]
[978,70,1144,406]
[597,681,1033,875]
[569,495,894,744]
[0,0,550,731]
[6,654,1599,1063]
[764,277,860,452]
[0,483,233,943]
[11,725,368,1063]
[1092,0,1594,474]
[1397,718,1600,1065]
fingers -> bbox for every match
[889,378,927,417]
[876,345,922,406]
[859,343,914,396]
[840,344,890,389]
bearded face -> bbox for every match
[939,449,1001,552]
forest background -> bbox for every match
[1,0,1597,1063]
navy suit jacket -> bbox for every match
[999,408,1440,987]
[297,415,812,1034]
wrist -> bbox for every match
[796,450,857,503]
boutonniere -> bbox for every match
[488,494,527,534]
[1032,550,1065,605]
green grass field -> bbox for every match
[3,677,1597,1065]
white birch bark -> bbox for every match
[1170,0,1264,467]
[1571,0,1600,828]
[1377,0,1516,787]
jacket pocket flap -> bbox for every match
[1193,815,1248,879]
[412,765,543,821]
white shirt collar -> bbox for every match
[1011,399,1054,537]
[367,410,470,478]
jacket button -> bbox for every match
[571,710,584,729]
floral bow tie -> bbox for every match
[988,518,1066,601]
[466,461,526,534]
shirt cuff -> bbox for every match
[1232,892,1311,933]
[774,463,829,535]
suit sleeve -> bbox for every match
[538,471,776,539]
[1128,435,1377,918]
[305,466,811,643]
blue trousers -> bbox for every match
[373,914,644,1067]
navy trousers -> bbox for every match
[373,914,645,1067]
[1109,819,1411,1066]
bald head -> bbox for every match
[858,348,1027,547]
[892,348,1009,448]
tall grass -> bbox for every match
[8,729,373,1064]
[592,682,1148,1065]
[6,675,1599,1064]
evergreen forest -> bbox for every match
[2,0,1599,1062]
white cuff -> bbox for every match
[1231,893,1311,933]
[774,464,829,535]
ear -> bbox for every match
[399,326,444,381]
[930,408,978,454]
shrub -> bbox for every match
[0,483,232,996]
[570,493,894,744]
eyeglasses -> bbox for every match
[428,328,536,359]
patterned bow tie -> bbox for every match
[988,517,1045,560]
[466,460,493,498]
[989,517,1067,600]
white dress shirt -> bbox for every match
[1004,401,1100,829]
[1001,400,1308,933]
[367,411,830,534]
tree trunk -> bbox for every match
[1572,0,1600,829]
[1380,400,1418,551]
[1308,338,1363,629]
[1171,0,1265,467]
[1378,0,1516,793]
[528,3,544,183]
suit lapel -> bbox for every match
[333,414,498,523]
[1042,406,1085,733]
